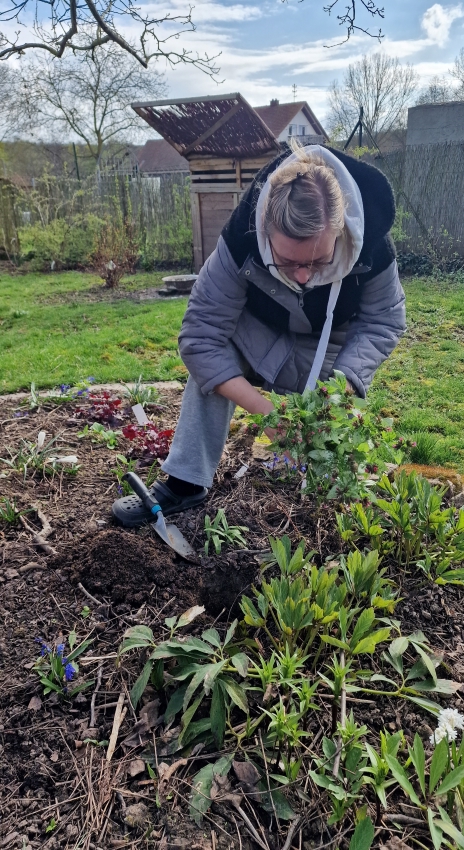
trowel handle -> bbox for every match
[122,472,162,515]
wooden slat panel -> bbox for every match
[190,158,236,171]
[190,191,203,273]
[191,173,236,182]
[203,234,220,258]
[240,156,274,169]
[200,192,234,261]
[201,194,235,211]
[191,183,242,193]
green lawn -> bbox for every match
[1,270,464,469]
[369,276,464,470]
[0,270,188,390]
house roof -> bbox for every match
[254,101,327,140]
[131,93,280,158]
[136,139,188,174]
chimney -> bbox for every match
[270,98,279,107]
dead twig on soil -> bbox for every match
[78,582,108,608]
[107,693,126,761]
[281,816,302,850]
[90,663,104,729]
[19,507,57,555]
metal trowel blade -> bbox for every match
[151,511,196,559]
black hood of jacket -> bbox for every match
[221,145,396,276]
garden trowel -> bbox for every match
[122,472,195,559]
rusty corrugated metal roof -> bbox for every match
[132,93,280,158]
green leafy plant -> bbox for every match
[338,470,464,584]
[386,723,464,850]
[241,538,394,656]
[1,434,79,479]
[204,508,248,555]
[362,729,404,823]
[111,454,137,494]
[310,711,370,824]
[248,371,401,504]
[0,496,27,524]
[121,375,161,407]
[33,632,93,697]
[78,422,119,449]
[119,607,250,748]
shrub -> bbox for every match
[19,214,102,270]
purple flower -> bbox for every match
[86,377,96,383]
[60,384,71,394]
[35,637,51,656]
[300,465,307,472]
[64,663,75,682]
[56,642,65,656]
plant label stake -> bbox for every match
[132,404,149,425]
[122,472,195,559]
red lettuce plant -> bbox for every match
[122,423,174,460]
[75,391,125,426]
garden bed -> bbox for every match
[1,385,464,850]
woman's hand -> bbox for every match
[215,376,275,415]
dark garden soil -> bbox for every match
[1,387,464,850]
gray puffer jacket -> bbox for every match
[179,147,406,398]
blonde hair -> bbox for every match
[262,145,346,241]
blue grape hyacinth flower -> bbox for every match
[64,663,75,682]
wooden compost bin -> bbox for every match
[132,94,281,272]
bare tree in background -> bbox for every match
[450,48,464,99]
[328,53,418,140]
[0,0,387,66]
[0,62,14,139]
[415,76,456,105]
[7,43,167,165]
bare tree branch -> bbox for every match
[0,0,220,76]
[322,0,385,44]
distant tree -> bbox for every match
[0,0,386,66]
[450,48,464,100]
[415,76,456,105]
[0,62,14,139]
[7,43,167,165]
[327,53,419,140]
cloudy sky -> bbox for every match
[139,0,464,123]
[4,0,464,128]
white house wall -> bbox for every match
[276,109,319,142]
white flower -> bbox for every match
[37,431,46,449]
[430,724,457,746]
[438,708,464,731]
[429,707,464,746]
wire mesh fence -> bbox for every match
[376,142,464,257]
[0,171,193,269]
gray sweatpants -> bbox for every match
[161,376,236,488]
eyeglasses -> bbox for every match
[267,240,337,275]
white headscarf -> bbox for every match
[255,145,365,390]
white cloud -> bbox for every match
[421,3,464,46]
[143,0,264,23]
